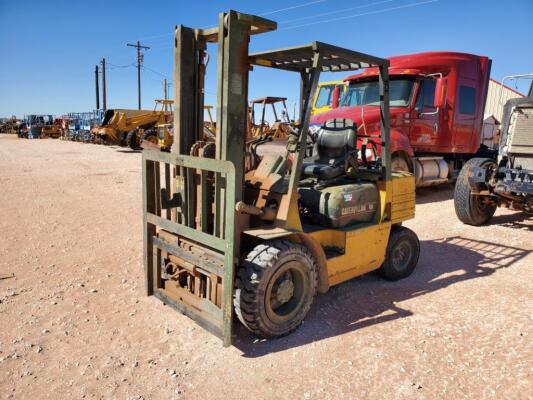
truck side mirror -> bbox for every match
[434,78,447,109]
[331,86,341,109]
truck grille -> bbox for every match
[508,107,533,155]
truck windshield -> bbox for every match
[341,78,415,107]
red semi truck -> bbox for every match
[310,51,494,186]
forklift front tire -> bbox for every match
[234,240,318,338]
[379,226,420,281]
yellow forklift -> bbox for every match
[142,11,419,346]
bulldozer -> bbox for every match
[142,11,420,346]
[91,100,171,146]
[41,118,63,139]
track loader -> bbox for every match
[142,11,420,346]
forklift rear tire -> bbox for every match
[379,226,420,281]
[234,240,318,338]
[454,158,497,226]
[126,129,141,150]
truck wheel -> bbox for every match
[379,226,420,281]
[141,129,159,148]
[391,155,411,173]
[454,158,496,226]
[234,240,318,338]
[126,129,141,150]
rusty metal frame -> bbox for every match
[143,149,236,346]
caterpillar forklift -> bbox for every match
[142,10,420,346]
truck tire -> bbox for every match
[234,240,318,338]
[391,155,411,173]
[126,129,141,150]
[379,226,420,281]
[140,129,159,147]
[454,158,497,226]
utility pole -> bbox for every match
[164,78,167,101]
[101,58,107,111]
[127,41,150,109]
[95,65,100,110]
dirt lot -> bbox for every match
[0,134,531,400]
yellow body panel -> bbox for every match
[308,222,392,286]
[390,172,416,223]
[41,126,62,139]
[305,172,416,287]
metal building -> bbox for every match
[484,78,524,122]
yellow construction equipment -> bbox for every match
[141,104,215,152]
[41,118,63,139]
[0,117,21,135]
[142,11,419,346]
[249,96,293,139]
[91,100,171,146]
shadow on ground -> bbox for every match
[490,212,532,231]
[233,236,530,357]
[416,184,455,204]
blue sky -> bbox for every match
[1,0,532,118]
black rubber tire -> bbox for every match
[454,158,497,226]
[126,129,141,150]
[234,240,318,338]
[379,226,420,281]
[140,129,159,147]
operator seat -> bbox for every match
[301,118,357,180]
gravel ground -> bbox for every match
[0,134,531,400]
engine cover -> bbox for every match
[299,182,378,228]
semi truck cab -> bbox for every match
[311,81,346,115]
[310,52,492,186]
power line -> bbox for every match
[278,0,439,30]
[106,62,135,69]
[140,0,439,44]
[142,65,169,79]
[134,0,329,42]
[259,0,327,16]
[279,0,398,23]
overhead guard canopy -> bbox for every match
[250,41,389,72]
